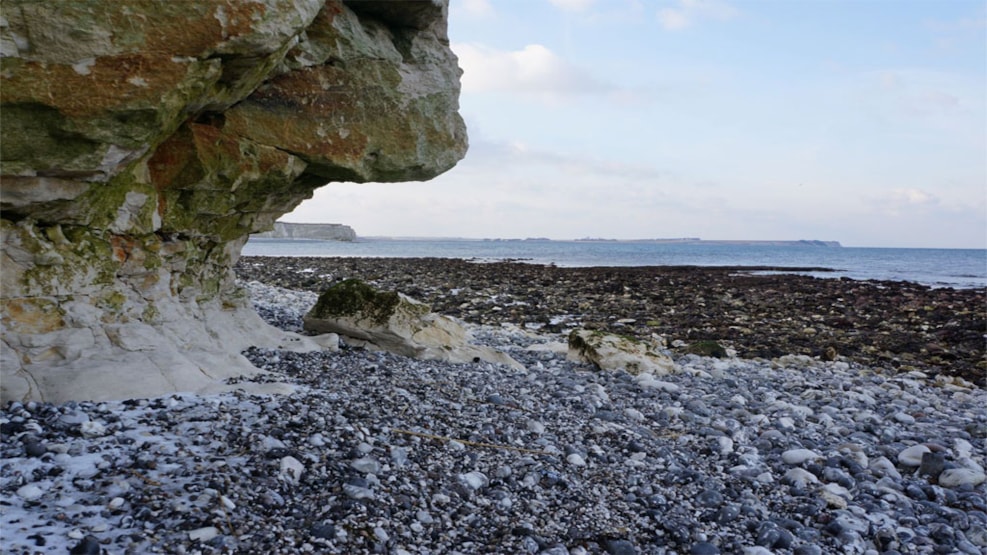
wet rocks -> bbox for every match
[236,256,986,386]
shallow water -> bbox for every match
[244,238,987,289]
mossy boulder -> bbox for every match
[304,280,522,369]
[567,329,678,375]
[685,340,729,358]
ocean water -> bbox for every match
[242,238,987,290]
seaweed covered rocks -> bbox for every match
[236,257,987,386]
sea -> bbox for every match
[242,238,987,290]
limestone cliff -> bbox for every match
[0,0,467,402]
[254,221,356,241]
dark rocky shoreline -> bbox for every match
[236,256,986,387]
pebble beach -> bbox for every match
[2,259,985,554]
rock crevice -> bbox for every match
[1,0,467,402]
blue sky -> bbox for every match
[286,0,987,248]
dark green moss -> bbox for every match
[685,340,728,358]
[310,279,400,324]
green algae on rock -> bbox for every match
[1,0,467,403]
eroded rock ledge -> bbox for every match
[0,0,467,402]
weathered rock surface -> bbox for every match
[303,280,522,369]
[254,221,356,241]
[567,329,678,375]
[1,1,467,402]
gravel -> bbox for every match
[2,276,985,554]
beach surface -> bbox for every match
[237,257,986,387]
[2,258,985,554]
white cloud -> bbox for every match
[453,42,612,100]
[457,0,494,19]
[547,0,596,12]
[657,0,738,31]
[889,188,939,207]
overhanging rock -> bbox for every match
[0,0,467,402]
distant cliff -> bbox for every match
[255,222,357,242]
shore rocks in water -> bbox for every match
[303,279,522,369]
[236,256,986,386]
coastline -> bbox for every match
[236,256,986,387]
[3,257,985,554]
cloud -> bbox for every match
[657,0,738,30]
[547,0,596,12]
[889,188,939,207]
[456,0,495,19]
[453,43,613,100]
[863,188,941,217]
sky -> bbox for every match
[284,0,987,249]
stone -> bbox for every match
[938,468,987,488]
[279,456,304,484]
[303,280,522,369]
[782,449,822,465]
[684,340,728,358]
[16,484,44,501]
[898,444,931,466]
[188,526,220,543]
[1,0,467,403]
[567,329,678,375]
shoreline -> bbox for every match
[2,277,985,554]
[236,256,986,387]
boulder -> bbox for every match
[567,329,678,375]
[303,280,523,370]
[1,0,467,402]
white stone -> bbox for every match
[351,457,380,474]
[79,421,106,437]
[893,412,916,425]
[566,453,587,467]
[782,449,821,465]
[784,468,819,488]
[567,330,677,375]
[188,526,219,542]
[898,444,931,466]
[717,436,734,455]
[279,456,304,484]
[939,468,987,488]
[16,484,43,501]
[526,419,546,434]
[624,408,645,422]
[459,471,488,490]
[870,457,902,480]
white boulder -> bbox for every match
[303,280,522,369]
[567,329,677,375]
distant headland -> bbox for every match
[254,222,357,242]
[571,238,843,247]
[362,236,844,247]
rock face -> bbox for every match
[304,280,522,369]
[0,0,467,402]
[254,221,356,241]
